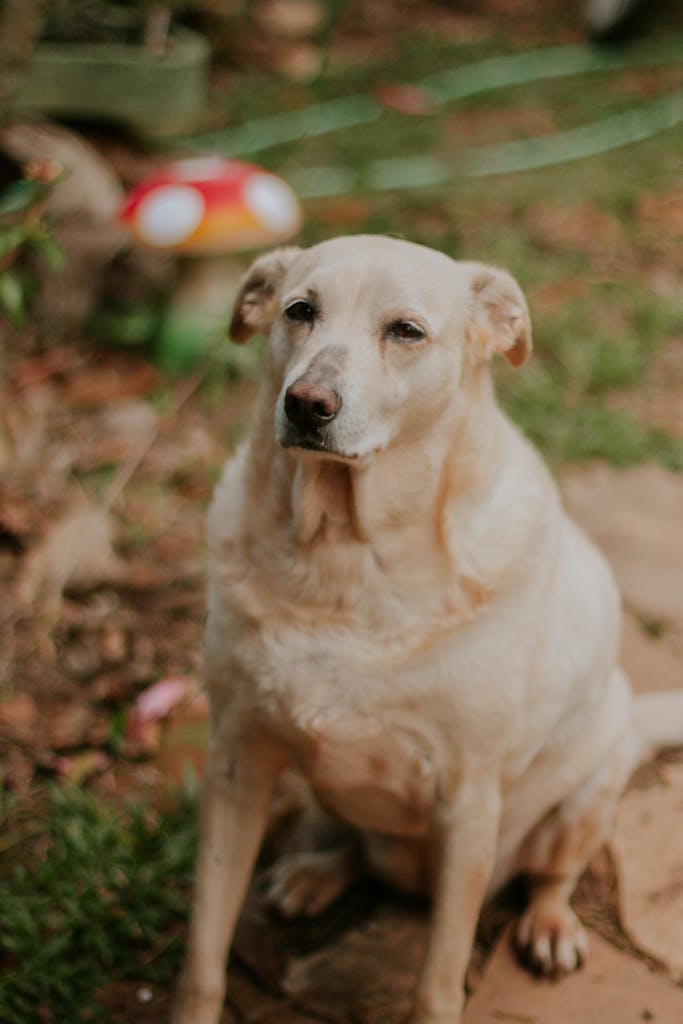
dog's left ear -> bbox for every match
[465,264,532,368]
[230,246,302,343]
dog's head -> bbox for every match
[230,235,531,462]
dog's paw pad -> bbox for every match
[515,903,588,977]
[264,850,350,919]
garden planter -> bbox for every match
[9,27,210,136]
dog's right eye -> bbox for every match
[284,300,316,326]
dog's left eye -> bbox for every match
[385,320,426,343]
[284,300,317,326]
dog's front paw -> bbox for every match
[265,847,358,918]
[515,902,588,976]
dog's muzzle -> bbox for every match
[282,378,342,446]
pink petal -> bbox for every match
[132,677,194,725]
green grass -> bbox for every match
[495,279,683,468]
[501,370,683,469]
[0,785,197,1024]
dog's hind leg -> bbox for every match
[266,824,432,917]
[513,725,640,977]
[266,842,363,917]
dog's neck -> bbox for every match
[291,460,366,546]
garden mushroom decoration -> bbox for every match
[118,156,302,370]
[119,155,302,254]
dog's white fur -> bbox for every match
[173,236,681,1024]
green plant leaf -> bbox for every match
[34,234,65,273]
[0,270,25,325]
[0,226,26,260]
[0,179,50,217]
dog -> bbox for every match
[172,235,683,1024]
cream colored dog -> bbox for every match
[173,235,681,1024]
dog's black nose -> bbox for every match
[284,379,342,431]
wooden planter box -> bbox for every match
[10,27,210,136]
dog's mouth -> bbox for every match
[280,431,360,463]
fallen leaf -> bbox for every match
[130,676,195,726]
[100,627,128,664]
[48,703,96,751]
[0,693,38,735]
[0,746,36,791]
[0,493,33,542]
[126,675,205,757]
[61,357,158,406]
[273,41,323,81]
[55,749,111,784]
[375,82,434,115]
[254,0,325,38]
[313,197,371,226]
[526,201,627,257]
[447,105,554,145]
[530,276,587,316]
[637,190,683,236]
[12,348,82,390]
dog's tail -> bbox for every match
[635,691,683,757]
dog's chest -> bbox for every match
[246,632,441,834]
[223,557,495,836]
[288,707,437,836]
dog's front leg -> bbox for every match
[172,723,284,1024]
[411,781,501,1024]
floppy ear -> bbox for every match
[465,264,532,368]
[229,246,302,343]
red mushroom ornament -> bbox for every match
[119,156,301,254]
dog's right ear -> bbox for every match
[229,247,302,343]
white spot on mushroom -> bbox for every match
[136,184,206,246]
[243,174,300,234]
